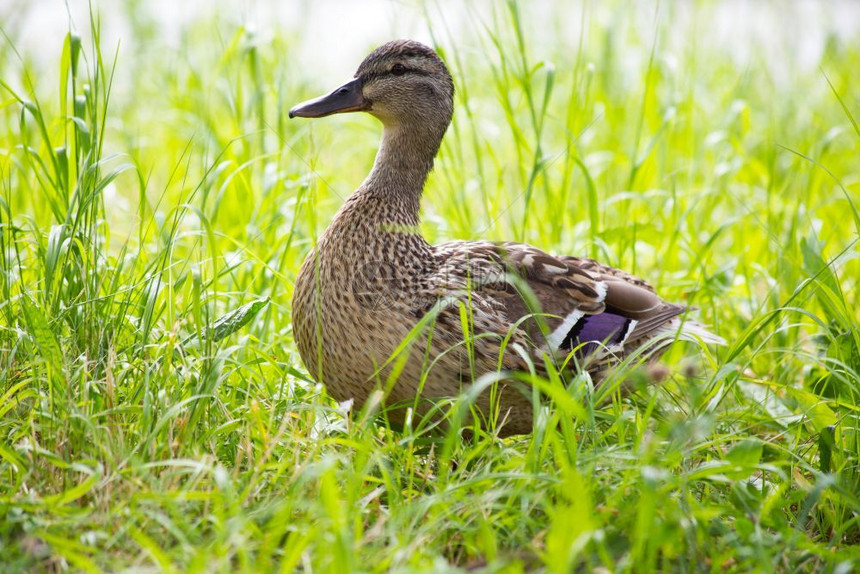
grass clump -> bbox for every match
[1,1,859,571]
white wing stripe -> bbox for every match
[547,309,585,351]
[594,281,608,302]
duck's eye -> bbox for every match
[391,63,407,76]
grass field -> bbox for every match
[1,0,859,571]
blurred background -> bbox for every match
[9,0,860,76]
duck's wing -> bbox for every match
[431,240,721,361]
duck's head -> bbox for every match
[289,40,454,132]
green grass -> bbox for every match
[2,1,859,571]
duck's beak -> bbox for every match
[289,78,368,119]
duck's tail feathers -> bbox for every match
[655,318,726,346]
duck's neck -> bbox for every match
[359,122,445,226]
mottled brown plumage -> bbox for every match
[290,40,723,436]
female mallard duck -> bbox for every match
[289,40,723,436]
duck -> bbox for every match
[289,39,723,436]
